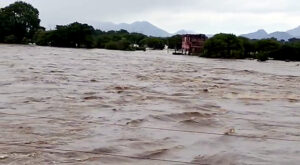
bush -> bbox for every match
[167,35,182,50]
[141,37,165,50]
[272,44,300,61]
[256,52,269,61]
[4,35,17,43]
[105,39,131,51]
[105,41,119,50]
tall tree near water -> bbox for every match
[0,1,40,43]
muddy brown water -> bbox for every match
[0,44,300,165]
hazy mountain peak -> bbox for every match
[97,21,171,37]
[97,22,300,40]
[241,29,268,39]
[175,29,196,35]
[268,31,293,41]
[256,29,268,34]
[132,21,151,24]
[241,28,296,41]
[286,26,300,37]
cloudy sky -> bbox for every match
[1,0,299,34]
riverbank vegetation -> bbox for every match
[203,33,300,61]
[1,1,300,61]
[0,1,166,51]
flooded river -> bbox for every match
[0,44,300,164]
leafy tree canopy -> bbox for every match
[203,33,245,59]
[0,1,40,43]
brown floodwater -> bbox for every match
[0,44,300,165]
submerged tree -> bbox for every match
[40,22,96,48]
[167,35,182,50]
[140,37,165,50]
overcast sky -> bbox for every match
[1,0,299,34]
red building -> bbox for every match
[182,34,207,55]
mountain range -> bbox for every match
[97,21,300,40]
[97,21,197,37]
[241,26,300,41]
[97,21,171,37]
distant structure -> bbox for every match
[182,34,207,55]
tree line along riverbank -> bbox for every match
[1,1,300,61]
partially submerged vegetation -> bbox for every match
[0,2,167,51]
[34,24,147,50]
[203,34,300,61]
[0,1,299,61]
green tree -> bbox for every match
[238,37,255,58]
[203,33,245,59]
[255,39,281,60]
[0,1,40,43]
[167,35,182,50]
[255,39,280,53]
[45,22,96,48]
[105,39,131,50]
[125,33,147,45]
[272,43,300,61]
[141,37,165,50]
